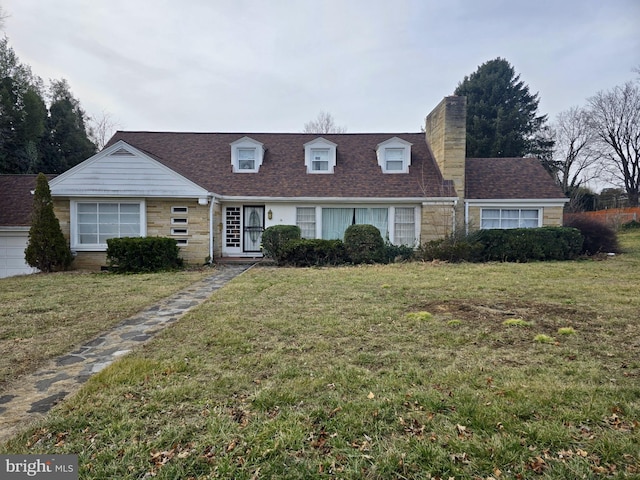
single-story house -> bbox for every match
[0,96,567,273]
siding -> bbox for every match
[50,146,208,198]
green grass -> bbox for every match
[0,268,211,391]
[2,232,640,479]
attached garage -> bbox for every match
[0,230,37,279]
[0,175,54,279]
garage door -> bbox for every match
[0,232,37,279]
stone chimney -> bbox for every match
[424,96,467,202]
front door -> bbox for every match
[243,206,264,253]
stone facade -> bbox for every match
[54,198,212,271]
[146,199,210,265]
[542,206,564,226]
[420,202,456,242]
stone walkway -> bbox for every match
[0,264,252,444]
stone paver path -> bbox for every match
[0,264,252,444]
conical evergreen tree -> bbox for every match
[25,173,72,272]
[454,58,553,160]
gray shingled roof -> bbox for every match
[465,157,565,200]
[106,132,456,198]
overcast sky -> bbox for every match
[2,0,639,135]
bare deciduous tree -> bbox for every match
[303,111,346,134]
[0,6,7,31]
[588,82,640,206]
[88,110,120,150]
[551,107,602,205]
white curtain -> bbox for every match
[355,208,388,238]
[322,208,353,239]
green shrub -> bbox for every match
[25,173,73,272]
[106,237,183,273]
[382,241,415,263]
[563,215,619,255]
[343,224,385,264]
[620,219,640,231]
[261,225,301,264]
[473,227,583,262]
[416,235,483,262]
[280,239,348,267]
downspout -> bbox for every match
[452,199,457,237]
[465,200,469,236]
[208,196,215,264]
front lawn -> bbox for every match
[2,232,639,479]
[0,269,211,392]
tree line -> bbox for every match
[0,36,97,174]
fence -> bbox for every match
[564,208,640,228]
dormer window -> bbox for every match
[376,137,412,174]
[304,138,337,174]
[231,137,265,173]
[311,149,329,171]
[238,148,256,170]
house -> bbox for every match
[0,97,567,273]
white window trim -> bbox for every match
[295,205,419,246]
[230,137,265,173]
[171,228,189,235]
[171,206,188,214]
[304,137,337,174]
[376,137,412,174]
[171,218,188,224]
[480,208,542,229]
[70,199,146,252]
[390,206,419,246]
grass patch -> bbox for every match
[2,231,640,478]
[533,333,555,344]
[0,269,211,392]
[503,318,532,327]
[558,327,576,335]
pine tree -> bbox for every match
[454,58,553,160]
[25,173,73,272]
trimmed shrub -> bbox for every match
[563,215,620,255]
[382,241,415,263]
[473,227,583,262]
[343,224,385,264]
[106,237,183,273]
[280,239,348,267]
[416,235,483,263]
[261,225,301,264]
[25,173,73,272]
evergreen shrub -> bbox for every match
[382,241,415,263]
[280,239,348,267]
[343,224,385,264]
[563,216,619,255]
[416,235,483,263]
[261,225,301,264]
[25,173,73,272]
[106,237,183,273]
[473,227,583,262]
[620,219,640,231]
